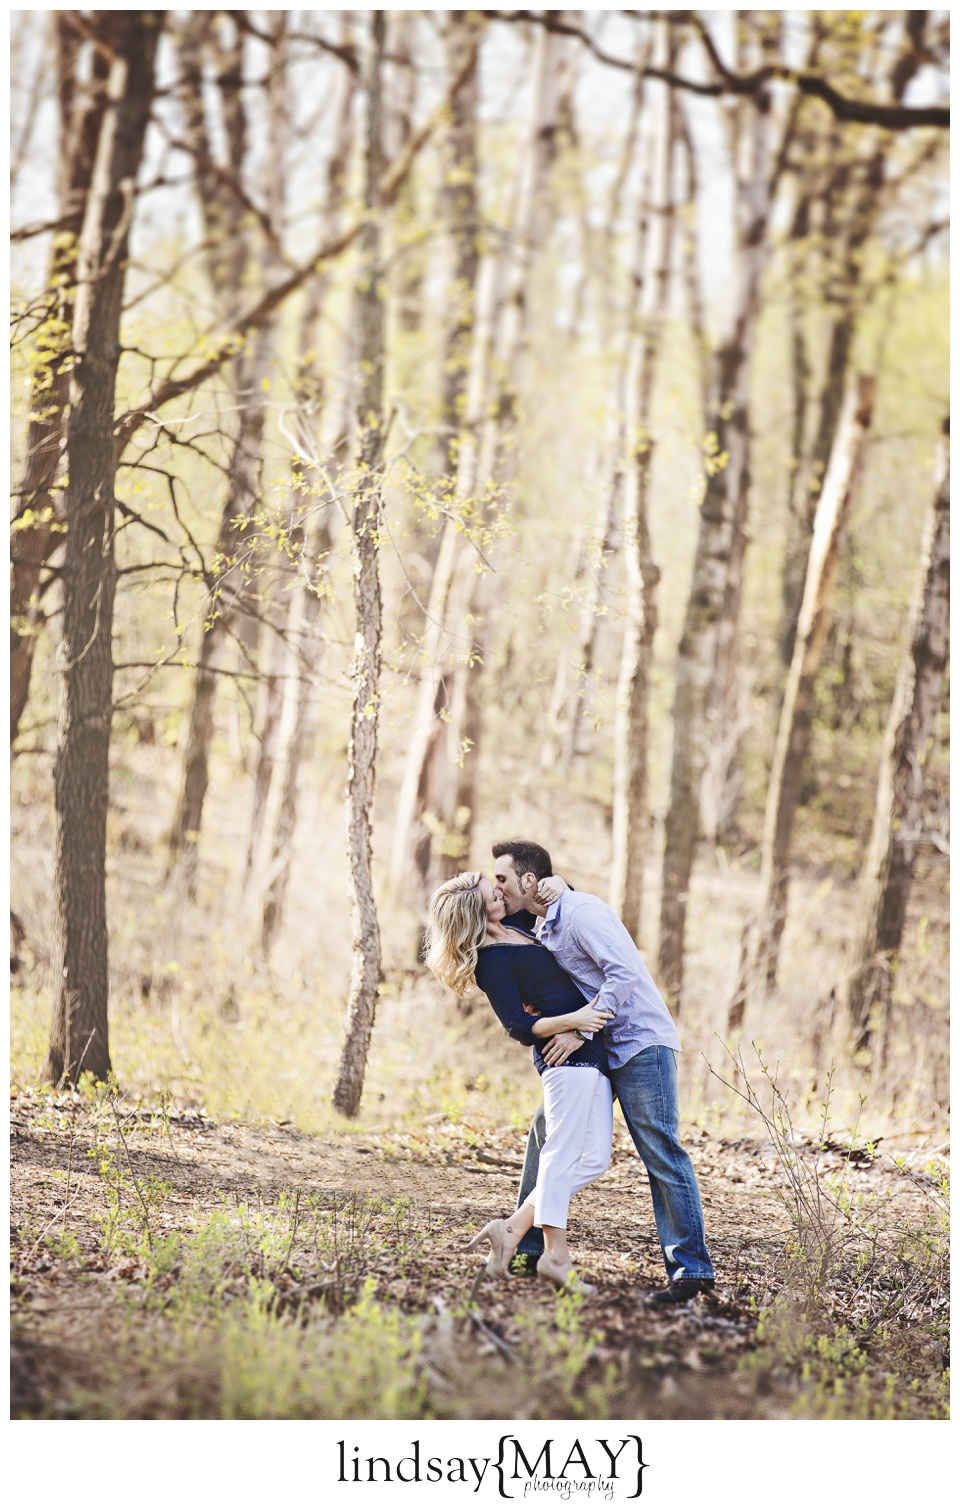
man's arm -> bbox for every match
[569,901,642,1018]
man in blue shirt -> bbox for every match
[493,838,715,1306]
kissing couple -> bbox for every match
[425,839,714,1306]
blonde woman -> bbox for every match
[425,871,614,1293]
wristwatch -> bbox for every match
[573,1029,586,1041]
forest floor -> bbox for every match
[9,1085,949,1421]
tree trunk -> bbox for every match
[241,17,297,881]
[778,139,887,670]
[676,97,712,429]
[258,513,334,954]
[245,591,291,879]
[776,7,925,675]
[541,457,617,771]
[388,430,479,906]
[699,49,785,848]
[438,11,481,476]
[252,29,357,947]
[383,12,482,914]
[846,429,949,1052]
[44,12,163,1088]
[780,182,815,614]
[700,16,821,847]
[610,47,677,940]
[658,87,775,1008]
[390,21,561,912]
[332,12,387,1119]
[440,21,570,863]
[755,374,875,994]
[568,47,646,347]
[544,60,647,771]
[296,15,359,424]
[385,12,423,335]
[174,11,248,312]
[10,19,109,744]
[166,334,273,893]
[166,17,283,891]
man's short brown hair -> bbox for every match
[491,839,553,883]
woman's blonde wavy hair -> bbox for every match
[424,870,487,996]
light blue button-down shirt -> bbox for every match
[534,889,681,1069]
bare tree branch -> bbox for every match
[488,11,949,129]
[113,27,483,456]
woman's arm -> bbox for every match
[474,951,537,1044]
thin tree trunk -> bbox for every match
[245,592,290,878]
[781,183,814,583]
[569,47,646,346]
[175,11,247,310]
[333,12,387,1119]
[610,48,677,940]
[387,358,486,904]
[541,459,617,770]
[10,19,109,744]
[165,13,252,885]
[778,139,887,670]
[384,11,482,912]
[611,441,661,941]
[676,97,712,429]
[166,339,272,892]
[258,513,334,954]
[391,23,554,910]
[44,11,163,1088]
[241,17,297,880]
[386,12,423,335]
[10,13,54,198]
[296,15,359,423]
[438,11,481,476]
[167,17,282,890]
[846,429,949,1052]
[658,88,775,1008]
[755,374,875,994]
[777,6,924,675]
[252,28,357,946]
[702,15,819,847]
[442,21,570,864]
[544,59,648,771]
[699,42,781,849]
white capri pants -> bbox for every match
[521,1066,613,1230]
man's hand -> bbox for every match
[535,874,567,905]
[541,1030,584,1068]
[568,1001,614,1033]
[522,1003,542,1016]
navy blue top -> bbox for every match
[474,920,609,1077]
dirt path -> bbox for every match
[9,1089,945,1419]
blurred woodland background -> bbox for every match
[10,9,949,1140]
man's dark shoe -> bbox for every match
[509,1252,543,1278]
[646,1277,715,1307]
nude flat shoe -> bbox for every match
[465,1218,510,1279]
[536,1253,596,1298]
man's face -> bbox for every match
[492,854,537,914]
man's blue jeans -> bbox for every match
[515,1046,714,1280]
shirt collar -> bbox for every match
[535,896,562,938]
